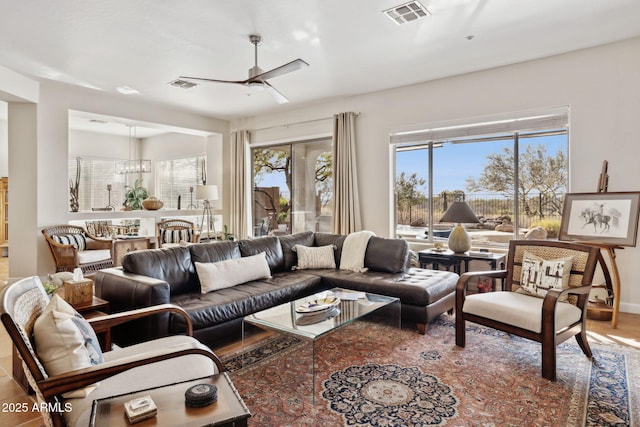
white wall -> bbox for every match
[231,36,640,314]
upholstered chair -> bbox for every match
[1,276,223,427]
[455,239,600,380]
[42,225,114,273]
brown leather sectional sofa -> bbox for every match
[94,231,458,348]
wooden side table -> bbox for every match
[90,373,251,427]
[418,249,506,275]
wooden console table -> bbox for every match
[112,237,151,266]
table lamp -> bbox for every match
[196,185,219,240]
[439,201,480,253]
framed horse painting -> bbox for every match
[559,192,640,246]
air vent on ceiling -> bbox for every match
[169,79,198,89]
[383,1,430,25]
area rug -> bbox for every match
[223,315,639,426]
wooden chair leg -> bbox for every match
[455,314,465,347]
[541,339,556,381]
[575,330,593,358]
[416,323,426,335]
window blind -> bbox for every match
[390,112,569,145]
[157,156,205,209]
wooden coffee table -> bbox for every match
[90,373,250,427]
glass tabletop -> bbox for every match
[243,288,400,340]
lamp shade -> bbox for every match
[196,185,219,201]
[439,201,480,224]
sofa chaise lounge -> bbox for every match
[94,231,458,348]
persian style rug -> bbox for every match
[223,315,639,426]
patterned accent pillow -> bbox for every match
[292,244,337,270]
[162,229,193,244]
[33,294,104,398]
[519,251,573,298]
[52,233,87,251]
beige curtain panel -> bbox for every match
[230,130,250,239]
[332,112,362,235]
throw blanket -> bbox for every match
[340,230,375,272]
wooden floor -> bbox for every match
[0,256,639,426]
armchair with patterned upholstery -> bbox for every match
[42,225,114,273]
[156,219,198,248]
[455,239,600,381]
[1,276,223,427]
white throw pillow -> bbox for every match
[519,251,573,298]
[293,244,336,270]
[33,294,103,398]
[196,252,272,293]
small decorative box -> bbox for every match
[185,383,218,408]
[61,279,93,306]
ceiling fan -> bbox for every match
[180,34,309,104]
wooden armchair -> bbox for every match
[455,240,600,380]
[42,225,114,273]
[157,219,198,247]
[1,276,223,427]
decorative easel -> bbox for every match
[579,161,622,328]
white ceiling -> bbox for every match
[2,0,640,122]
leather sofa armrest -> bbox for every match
[94,268,171,312]
[94,268,173,346]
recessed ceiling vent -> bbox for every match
[169,79,198,89]
[383,1,431,25]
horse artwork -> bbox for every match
[559,192,640,247]
[580,206,611,233]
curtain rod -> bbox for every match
[232,112,360,133]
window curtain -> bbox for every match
[230,130,250,239]
[331,112,361,234]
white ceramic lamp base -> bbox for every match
[447,223,471,253]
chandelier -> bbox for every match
[116,125,151,174]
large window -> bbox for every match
[252,138,333,236]
[157,156,206,209]
[392,112,568,247]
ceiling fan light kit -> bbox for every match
[179,34,309,104]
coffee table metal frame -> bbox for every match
[242,288,401,403]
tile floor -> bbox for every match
[0,256,638,426]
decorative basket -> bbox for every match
[142,197,164,210]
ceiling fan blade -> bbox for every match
[179,76,248,85]
[263,81,289,104]
[253,59,309,81]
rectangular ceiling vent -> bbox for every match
[383,1,431,25]
[169,79,198,89]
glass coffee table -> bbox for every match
[242,288,401,403]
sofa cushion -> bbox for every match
[364,236,409,273]
[279,231,315,271]
[196,252,272,293]
[190,241,241,264]
[313,233,346,267]
[122,246,196,296]
[168,271,324,332]
[293,244,336,270]
[239,236,285,273]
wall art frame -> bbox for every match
[558,191,640,247]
